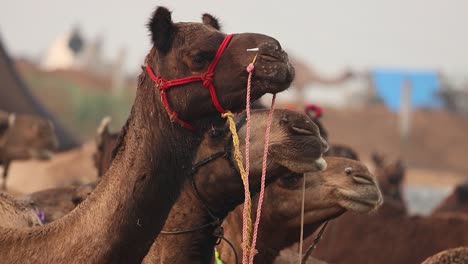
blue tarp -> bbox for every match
[371,68,442,111]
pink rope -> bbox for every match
[241,61,255,263]
[248,93,276,264]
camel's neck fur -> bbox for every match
[0,69,214,263]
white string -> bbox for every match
[298,174,306,263]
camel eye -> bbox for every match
[192,51,214,67]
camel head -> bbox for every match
[371,152,405,202]
[433,181,468,215]
[93,117,119,177]
[145,7,295,122]
[0,111,58,161]
[192,109,328,215]
[257,157,382,248]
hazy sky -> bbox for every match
[1,0,468,75]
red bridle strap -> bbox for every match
[145,34,234,130]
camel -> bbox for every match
[0,192,42,228]
[218,156,383,263]
[432,181,468,215]
[142,109,328,263]
[311,202,468,263]
[422,247,468,264]
[371,152,406,208]
[0,110,58,190]
[0,7,294,263]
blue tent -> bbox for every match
[371,68,442,112]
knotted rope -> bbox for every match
[221,110,253,262]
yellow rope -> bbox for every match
[221,111,253,256]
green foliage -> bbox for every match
[23,70,134,140]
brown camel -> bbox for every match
[432,181,468,215]
[0,110,58,190]
[422,247,468,264]
[0,192,42,228]
[218,157,383,264]
[0,7,294,263]
[371,152,406,208]
[142,109,328,263]
[312,203,468,263]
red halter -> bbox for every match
[145,34,234,130]
[305,104,324,119]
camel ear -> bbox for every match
[202,13,221,30]
[148,6,175,54]
[0,115,10,136]
[455,184,468,202]
[96,116,112,148]
[371,152,385,167]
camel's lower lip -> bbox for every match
[339,190,383,211]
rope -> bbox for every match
[298,172,307,263]
[248,93,276,264]
[301,220,330,264]
[242,55,257,263]
[221,110,253,261]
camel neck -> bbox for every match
[0,73,206,263]
[144,182,219,263]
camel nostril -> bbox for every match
[291,126,314,135]
[258,41,286,62]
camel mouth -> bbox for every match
[337,188,383,213]
[254,61,295,94]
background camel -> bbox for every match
[312,202,468,263]
[432,181,468,215]
[218,156,383,263]
[0,110,58,190]
[144,109,329,263]
[0,6,294,263]
[371,152,407,212]
[0,192,42,228]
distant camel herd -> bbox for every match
[0,6,466,264]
